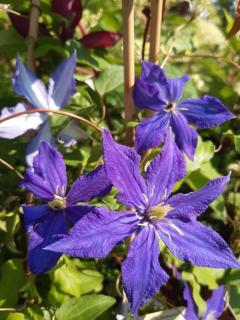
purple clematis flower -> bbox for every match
[178,273,225,320]
[45,130,239,316]
[134,61,234,159]
[0,53,76,166]
[21,141,111,274]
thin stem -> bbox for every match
[122,0,135,146]
[0,109,102,133]
[0,158,24,180]
[27,0,41,72]
[141,6,151,61]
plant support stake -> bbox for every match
[122,0,135,146]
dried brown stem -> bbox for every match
[27,0,41,72]
[122,0,135,146]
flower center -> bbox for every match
[149,204,173,221]
[164,102,176,112]
[48,195,66,210]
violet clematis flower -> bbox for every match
[134,61,234,159]
[0,53,76,166]
[179,275,225,320]
[21,141,111,274]
[45,130,240,316]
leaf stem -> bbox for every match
[0,158,24,180]
[0,109,102,133]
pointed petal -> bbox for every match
[145,130,186,206]
[166,174,230,221]
[168,75,189,101]
[80,31,122,48]
[67,165,112,204]
[13,56,48,108]
[48,53,76,109]
[179,95,234,129]
[25,120,55,167]
[103,130,147,210]
[22,204,50,230]
[157,219,240,269]
[65,205,97,225]
[31,141,67,197]
[21,170,54,201]
[134,78,166,111]
[202,286,225,320]
[170,112,198,160]
[122,226,169,316]
[0,103,46,139]
[182,281,199,320]
[45,206,137,258]
[135,110,170,154]
[27,212,67,274]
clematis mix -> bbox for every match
[21,141,111,274]
[0,53,76,165]
[45,130,240,316]
[177,272,226,320]
[133,61,234,158]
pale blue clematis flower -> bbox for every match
[0,53,76,166]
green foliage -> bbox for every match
[55,295,116,320]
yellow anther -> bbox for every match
[149,204,173,221]
[48,195,66,210]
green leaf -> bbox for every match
[227,285,240,319]
[192,267,225,290]
[6,313,25,320]
[234,135,240,154]
[55,295,116,320]
[94,65,124,96]
[186,138,215,173]
[50,257,104,297]
[0,259,24,307]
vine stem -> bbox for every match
[122,0,135,146]
[27,0,41,72]
[0,108,102,133]
[0,158,24,180]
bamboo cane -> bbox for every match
[122,0,135,146]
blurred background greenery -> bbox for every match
[0,0,239,319]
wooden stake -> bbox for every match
[27,0,41,72]
[122,0,135,146]
[149,0,164,64]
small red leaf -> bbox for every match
[227,0,240,38]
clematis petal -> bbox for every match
[122,226,169,316]
[135,110,170,154]
[103,130,148,210]
[80,31,122,49]
[13,55,48,108]
[145,130,186,206]
[22,205,51,230]
[202,286,225,320]
[21,170,54,201]
[67,165,112,204]
[178,95,234,129]
[0,103,46,139]
[45,206,137,258]
[65,205,97,225]
[170,112,198,160]
[27,212,67,274]
[31,140,67,197]
[166,174,230,221]
[134,79,166,111]
[25,120,55,167]
[48,53,76,109]
[168,75,189,101]
[157,219,240,269]
[182,281,199,320]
